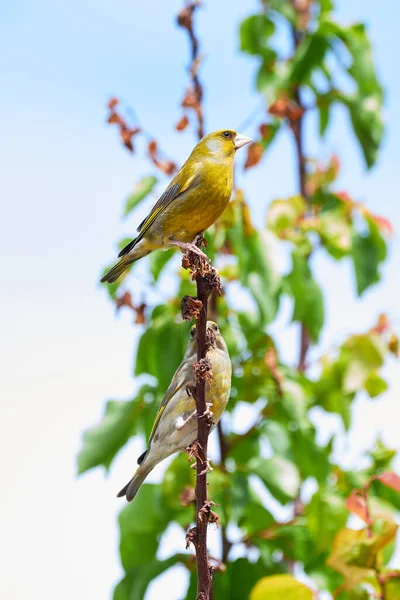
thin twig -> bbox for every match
[177,1,205,139]
[290,24,310,372]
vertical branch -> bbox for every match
[290,25,310,373]
[178,0,230,580]
[182,251,221,600]
[177,1,205,139]
[194,273,212,599]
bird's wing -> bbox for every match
[148,357,194,445]
[118,165,201,258]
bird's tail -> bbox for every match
[100,245,151,284]
[117,460,155,502]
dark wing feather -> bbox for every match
[118,169,200,258]
[118,238,137,258]
[136,182,182,233]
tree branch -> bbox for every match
[177,1,205,139]
[290,24,310,373]
[194,270,212,599]
[181,247,221,600]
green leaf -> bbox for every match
[77,398,141,474]
[342,333,386,393]
[250,574,313,600]
[249,456,301,503]
[386,574,400,600]
[267,196,307,236]
[285,251,325,342]
[327,522,398,588]
[352,216,387,295]
[364,372,388,398]
[268,0,297,24]
[113,556,183,600]
[318,0,333,15]
[342,94,384,168]
[306,490,348,553]
[290,33,330,84]
[320,208,352,258]
[240,15,275,57]
[123,176,158,217]
[135,305,189,390]
[214,558,278,600]
[118,484,170,571]
[149,248,175,282]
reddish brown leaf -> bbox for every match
[182,88,199,109]
[107,112,121,125]
[134,302,146,325]
[180,486,196,506]
[269,95,305,121]
[176,114,189,132]
[345,490,369,523]
[376,472,400,493]
[156,160,177,175]
[259,123,270,138]
[371,214,394,236]
[269,96,290,119]
[244,142,263,170]
[336,191,353,204]
[115,291,135,311]
[177,6,193,30]
[107,97,119,109]
[388,333,399,357]
[371,313,390,335]
[148,140,158,157]
[287,102,305,121]
[120,127,134,152]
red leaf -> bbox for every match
[157,160,177,175]
[181,88,199,109]
[376,472,400,493]
[176,114,189,131]
[371,214,394,236]
[269,95,304,121]
[120,127,134,152]
[345,490,369,523]
[148,140,158,157]
[335,191,352,204]
[371,313,390,335]
[107,112,123,125]
[107,97,119,109]
[244,142,263,170]
[259,123,270,138]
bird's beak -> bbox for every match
[234,133,253,150]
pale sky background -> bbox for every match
[1,1,399,599]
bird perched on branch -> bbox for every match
[117,321,231,501]
[101,129,252,283]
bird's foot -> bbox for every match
[184,242,209,261]
[200,402,214,421]
[169,239,207,259]
[197,458,213,476]
[176,410,197,431]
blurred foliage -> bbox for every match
[78,1,399,598]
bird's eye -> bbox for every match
[222,131,231,139]
[190,328,196,337]
[213,324,218,331]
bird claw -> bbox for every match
[185,243,209,261]
[176,410,197,431]
[200,402,213,420]
[197,459,213,476]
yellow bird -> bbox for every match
[117,321,231,501]
[101,129,252,283]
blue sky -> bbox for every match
[1,1,399,599]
